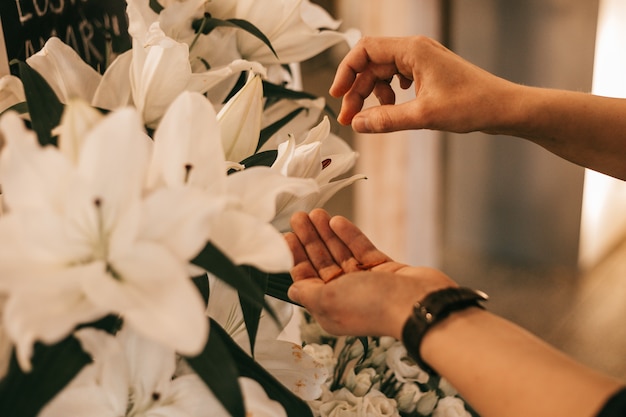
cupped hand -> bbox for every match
[285,209,456,339]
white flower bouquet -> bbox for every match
[0,0,366,416]
[301,312,479,417]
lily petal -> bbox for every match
[130,23,192,127]
[0,75,25,113]
[210,210,294,272]
[255,341,328,401]
[226,166,318,221]
[26,37,102,103]
[149,91,225,191]
[86,241,209,356]
[91,50,133,111]
[217,73,263,162]
[56,99,104,165]
[4,262,109,371]
[138,187,214,262]
[0,112,74,213]
[77,107,152,230]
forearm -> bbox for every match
[493,85,626,180]
[420,308,623,417]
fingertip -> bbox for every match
[287,284,300,304]
[289,210,310,229]
[336,111,352,126]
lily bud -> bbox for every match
[217,73,263,163]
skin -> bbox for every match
[329,36,626,180]
[285,35,626,416]
[286,209,623,417]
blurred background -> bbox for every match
[303,0,626,380]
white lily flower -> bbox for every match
[41,326,288,417]
[0,108,211,370]
[259,97,326,152]
[0,75,25,113]
[39,326,220,417]
[148,90,318,272]
[130,22,193,127]
[207,277,328,401]
[271,117,366,231]
[217,72,263,163]
[26,37,102,103]
[204,0,358,64]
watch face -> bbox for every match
[0,0,131,75]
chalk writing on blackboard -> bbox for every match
[0,0,131,74]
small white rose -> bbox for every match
[385,341,430,384]
[345,367,377,397]
[416,391,439,416]
[395,383,424,413]
[316,388,400,417]
[439,377,459,397]
[432,396,472,417]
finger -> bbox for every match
[351,101,424,133]
[290,211,344,282]
[309,209,361,273]
[337,65,399,125]
[398,74,413,89]
[329,215,392,266]
[373,80,396,105]
[329,37,404,98]
[285,232,319,281]
[287,276,325,307]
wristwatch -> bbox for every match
[401,287,488,375]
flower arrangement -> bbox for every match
[300,313,479,417]
[0,0,365,416]
[0,1,477,416]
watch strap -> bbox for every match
[402,287,488,375]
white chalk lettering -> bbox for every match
[49,0,64,14]
[79,19,102,63]
[15,0,33,24]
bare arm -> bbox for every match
[286,209,624,417]
[329,36,626,180]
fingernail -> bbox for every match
[352,115,371,133]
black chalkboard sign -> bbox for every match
[0,0,131,75]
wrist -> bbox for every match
[401,287,488,375]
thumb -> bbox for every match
[352,102,422,133]
[287,278,324,308]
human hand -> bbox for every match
[329,36,517,134]
[285,209,456,339]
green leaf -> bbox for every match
[223,71,247,104]
[257,108,304,152]
[191,242,279,324]
[265,272,300,306]
[235,150,278,171]
[0,338,90,417]
[185,319,245,417]
[238,267,270,356]
[0,316,119,417]
[149,0,164,13]
[12,60,64,147]
[193,17,278,58]
[357,337,369,365]
[0,101,29,116]
[192,274,210,305]
[210,320,314,417]
[262,81,336,117]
